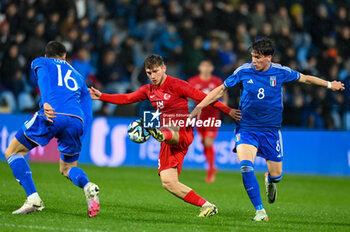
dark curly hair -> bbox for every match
[251,37,274,56]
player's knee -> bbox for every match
[268,172,283,183]
[239,160,254,173]
[161,179,176,193]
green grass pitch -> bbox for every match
[0,162,349,232]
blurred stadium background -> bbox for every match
[0,0,349,174]
[0,1,350,231]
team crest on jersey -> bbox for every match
[270,76,276,87]
[235,133,240,142]
[164,93,171,100]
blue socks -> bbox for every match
[7,155,37,196]
[268,172,283,183]
[68,167,89,188]
[240,160,263,210]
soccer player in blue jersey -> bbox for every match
[4,41,100,217]
[191,37,345,221]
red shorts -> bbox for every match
[158,127,194,175]
[196,126,218,139]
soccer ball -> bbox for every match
[127,119,151,143]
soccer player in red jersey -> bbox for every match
[89,54,241,217]
[188,59,228,183]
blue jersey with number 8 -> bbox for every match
[31,57,91,125]
[224,62,300,130]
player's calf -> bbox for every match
[240,160,264,211]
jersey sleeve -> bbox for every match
[177,79,231,115]
[99,85,149,104]
[31,58,46,79]
[281,66,301,83]
[36,64,50,104]
[223,68,242,88]
[80,84,93,139]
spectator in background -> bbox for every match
[5,3,20,35]
[178,18,197,49]
[338,26,350,60]
[234,2,250,26]
[91,16,106,53]
[182,36,205,78]
[219,39,237,76]
[310,4,332,50]
[72,47,93,81]
[204,39,220,74]
[101,34,120,58]
[166,0,183,24]
[45,12,60,41]
[118,36,136,78]
[216,2,236,33]
[25,22,46,62]
[272,6,291,34]
[98,50,120,89]
[197,0,217,38]
[0,21,11,58]
[250,2,266,33]
[0,43,34,112]
[60,12,76,38]
[0,44,23,97]
[20,7,37,38]
[234,23,251,51]
[154,24,183,62]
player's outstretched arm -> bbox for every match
[89,86,102,100]
[190,85,227,119]
[298,74,345,91]
[89,85,148,104]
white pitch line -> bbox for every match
[0,223,106,232]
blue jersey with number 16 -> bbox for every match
[31,57,92,125]
[223,62,300,130]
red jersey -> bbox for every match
[99,75,230,126]
[188,75,223,120]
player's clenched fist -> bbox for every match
[89,86,102,99]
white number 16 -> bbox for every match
[56,64,78,91]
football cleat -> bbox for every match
[146,127,165,142]
[265,172,277,204]
[251,209,269,221]
[198,204,218,217]
[12,198,44,215]
[84,182,100,218]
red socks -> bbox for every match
[183,190,206,207]
[204,146,214,170]
[160,127,173,141]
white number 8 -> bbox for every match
[257,88,265,99]
[56,65,78,91]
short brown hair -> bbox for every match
[144,54,164,69]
